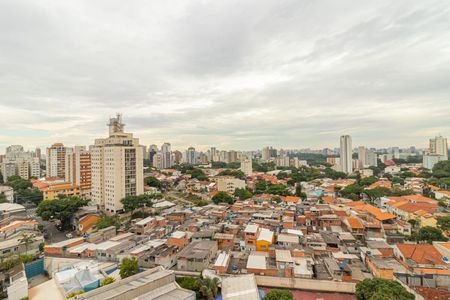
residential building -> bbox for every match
[185,147,196,165]
[161,142,172,169]
[240,157,252,176]
[46,143,72,178]
[65,146,92,196]
[91,114,144,214]
[340,135,352,174]
[423,153,445,170]
[429,135,448,160]
[217,177,245,193]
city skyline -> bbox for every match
[1,1,450,151]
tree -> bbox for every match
[234,188,253,200]
[5,176,32,190]
[263,289,293,300]
[101,277,115,286]
[339,184,363,200]
[212,192,234,205]
[432,161,450,178]
[16,189,43,205]
[255,181,267,194]
[358,176,378,187]
[144,176,161,189]
[189,168,208,181]
[36,196,89,230]
[364,187,391,202]
[194,277,219,300]
[324,168,347,180]
[218,169,245,180]
[120,194,156,212]
[120,257,139,279]
[356,278,414,300]
[414,226,447,243]
[437,216,450,231]
[267,184,290,196]
[95,214,120,230]
[19,233,35,254]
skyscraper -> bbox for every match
[46,143,72,178]
[186,147,196,165]
[161,143,172,169]
[340,135,353,174]
[430,135,448,160]
[91,114,144,214]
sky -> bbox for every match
[1,0,450,153]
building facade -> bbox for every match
[91,114,144,214]
[46,143,72,178]
[340,135,353,174]
[65,146,92,196]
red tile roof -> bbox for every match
[396,244,445,265]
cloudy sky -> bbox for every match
[1,0,450,152]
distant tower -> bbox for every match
[340,135,353,174]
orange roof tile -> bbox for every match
[396,244,445,265]
[362,204,396,221]
[346,217,364,229]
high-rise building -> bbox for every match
[148,144,158,165]
[161,143,172,169]
[358,146,377,169]
[173,150,183,164]
[152,153,163,169]
[46,143,72,178]
[429,135,448,160]
[240,157,252,176]
[91,114,144,214]
[35,147,41,160]
[1,145,41,179]
[262,147,271,161]
[65,146,92,196]
[340,135,353,174]
[210,147,217,162]
[186,147,196,165]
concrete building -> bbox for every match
[0,185,14,202]
[217,177,246,193]
[429,135,448,160]
[185,147,196,165]
[161,142,172,169]
[65,146,92,196]
[91,114,144,214]
[358,146,377,169]
[240,157,252,176]
[46,143,72,178]
[423,153,445,170]
[340,135,352,174]
[152,152,164,169]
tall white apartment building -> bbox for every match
[240,157,253,176]
[358,146,377,169]
[430,135,448,160]
[340,135,353,174]
[91,114,144,214]
[46,143,72,178]
[65,146,92,196]
[1,145,41,180]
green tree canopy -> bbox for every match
[358,176,378,187]
[95,214,120,230]
[356,278,414,300]
[339,184,363,200]
[120,194,157,212]
[324,168,347,180]
[255,181,267,194]
[233,188,253,200]
[120,257,139,279]
[432,160,450,178]
[189,168,209,181]
[144,176,161,188]
[437,216,450,231]
[212,191,234,205]
[218,169,245,180]
[414,226,447,243]
[5,175,32,190]
[263,289,293,300]
[364,187,391,202]
[267,184,290,196]
[0,193,7,203]
[36,196,89,229]
[194,277,219,300]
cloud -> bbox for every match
[0,0,450,152]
